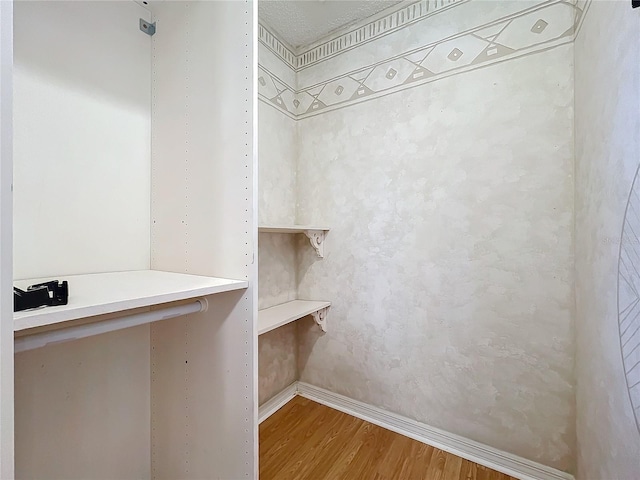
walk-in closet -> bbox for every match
[255,1,640,479]
[0,0,639,479]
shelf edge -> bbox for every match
[14,276,248,332]
[258,300,331,335]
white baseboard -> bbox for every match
[258,382,297,424]
[262,381,574,480]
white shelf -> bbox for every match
[14,270,248,332]
[258,225,330,257]
[258,300,331,335]
[258,225,330,234]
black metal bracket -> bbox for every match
[633,0,640,9]
[14,280,69,312]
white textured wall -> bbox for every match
[13,1,151,279]
[296,45,575,470]
[15,327,151,479]
[258,101,297,226]
[259,320,298,405]
[575,2,640,478]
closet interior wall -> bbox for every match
[10,1,257,478]
[259,0,579,472]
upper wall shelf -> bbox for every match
[258,225,330,257]
[14,270,248,332]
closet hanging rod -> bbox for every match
[14,298,209,353]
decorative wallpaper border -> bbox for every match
[258,23,297,71]
[296,0,465,70]
[259,0,587,120]
[258,0,466,72]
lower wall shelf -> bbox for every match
[258,300,331,335]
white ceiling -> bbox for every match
[259,1,404,49]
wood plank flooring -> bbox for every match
[259,396,518,480]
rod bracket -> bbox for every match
[197,298,209,313]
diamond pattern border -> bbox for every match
[258,1,586,120]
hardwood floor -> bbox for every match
[259,396,518,480]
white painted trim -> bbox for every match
[258,383,297,424]
[292,382,574,480]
